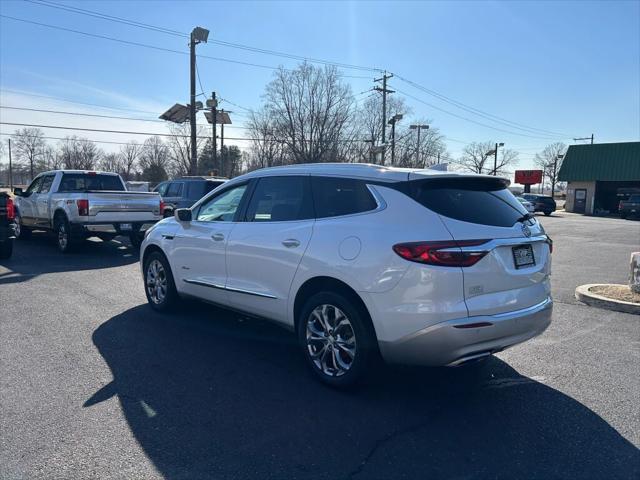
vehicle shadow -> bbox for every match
[0,232,138,285]
[88,303,639,479]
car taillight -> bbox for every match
[6,197,15,221]
[159,200,165,215]
[77,199,89,216]
[392,240,490,267]
[618,201,623,211]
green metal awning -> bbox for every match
[558,142,640,181]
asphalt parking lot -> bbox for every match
[1,213,639,479]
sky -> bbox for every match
[0,0,639,173]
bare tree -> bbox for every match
[261,64,354,164]
[455,141,494,174]
[354,94,410,165]
[118,142,141,180]
[394,121,447,168]
[139,136,170,183]
[245,109,288,170]
[454,141,518,175]
[57,136,102,170]
[99,152,124,173]
[534,142,567,197]
[11,128,46,179]
[166,124,206,177]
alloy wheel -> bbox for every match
[146,259,168,304]
[305,304,357,377]
[57,223,68,250]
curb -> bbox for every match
[575,284,640,315]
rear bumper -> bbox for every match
[71,222,157,235]
[378,296,552,366]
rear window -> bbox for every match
[58,173,124,192]
[629,195,640,202]
[410,178,528,227]
[312,177,378,218]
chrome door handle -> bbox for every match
[282,239,300,248]
[211,233,225,241]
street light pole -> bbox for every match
[188,27,209,175]
[492,142,504,176]
[388,114,403,165]
[551,153,564,198]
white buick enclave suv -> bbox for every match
[140,164,552,386]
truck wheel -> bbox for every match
[54,217,76,253]
[544,211,552,216]
[129,233,143,249]
[14,214,31,239]
[0,240,13,259]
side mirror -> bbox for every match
[175,208,192,222]
[13,187,23,196]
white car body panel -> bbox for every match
[141,163,553,367]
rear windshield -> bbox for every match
[410,178,528,227]
[58,173,124,192]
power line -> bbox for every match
[393,86,567,140]
[394,75,572,138]
[21,0,567,135]
[0,105,250,129]
[0,88,161,115]
[25,0,381,73]
[0,122,371,143]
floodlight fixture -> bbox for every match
[191,27,210,44]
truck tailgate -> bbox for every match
[87,191,161,222]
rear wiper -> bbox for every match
[516,212,534,223]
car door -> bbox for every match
[225,176,315,323]
[170,183,249,305]
[17,176,43,226]
[164,182,184,212]
[34,174,55,227]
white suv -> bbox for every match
[140,164,552,387]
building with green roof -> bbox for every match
[558,141,640,214]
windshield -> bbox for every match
[58,173,125,192]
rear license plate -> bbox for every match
[512,244,535,269]
[120,223,132,231]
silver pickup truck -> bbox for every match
[13,170,162,253]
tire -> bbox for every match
[544,211,552,216]
[143,251,178,312]
[621,213,627,219]
[14,213,31,239]
[297,291,376,388]
[129,232,144,249]
[0,240,13,259]
[54,216,76,253]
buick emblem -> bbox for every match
[521,224,532,237]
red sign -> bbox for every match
[515,170,543,185]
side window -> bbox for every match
[155,182,169,196]
[166,182,184,197]
[26,177,43,195]
[245,176,313,222]
[195,184,247,222]
[312,177,378,218]
[38,175,55,194]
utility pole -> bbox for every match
[220,108,225,177]
[211,91,217,174]
[409,124,429,167]
[374,72,394,162]
[189,33,197,175]
[8,139,13,189]
[573,134,594,145]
